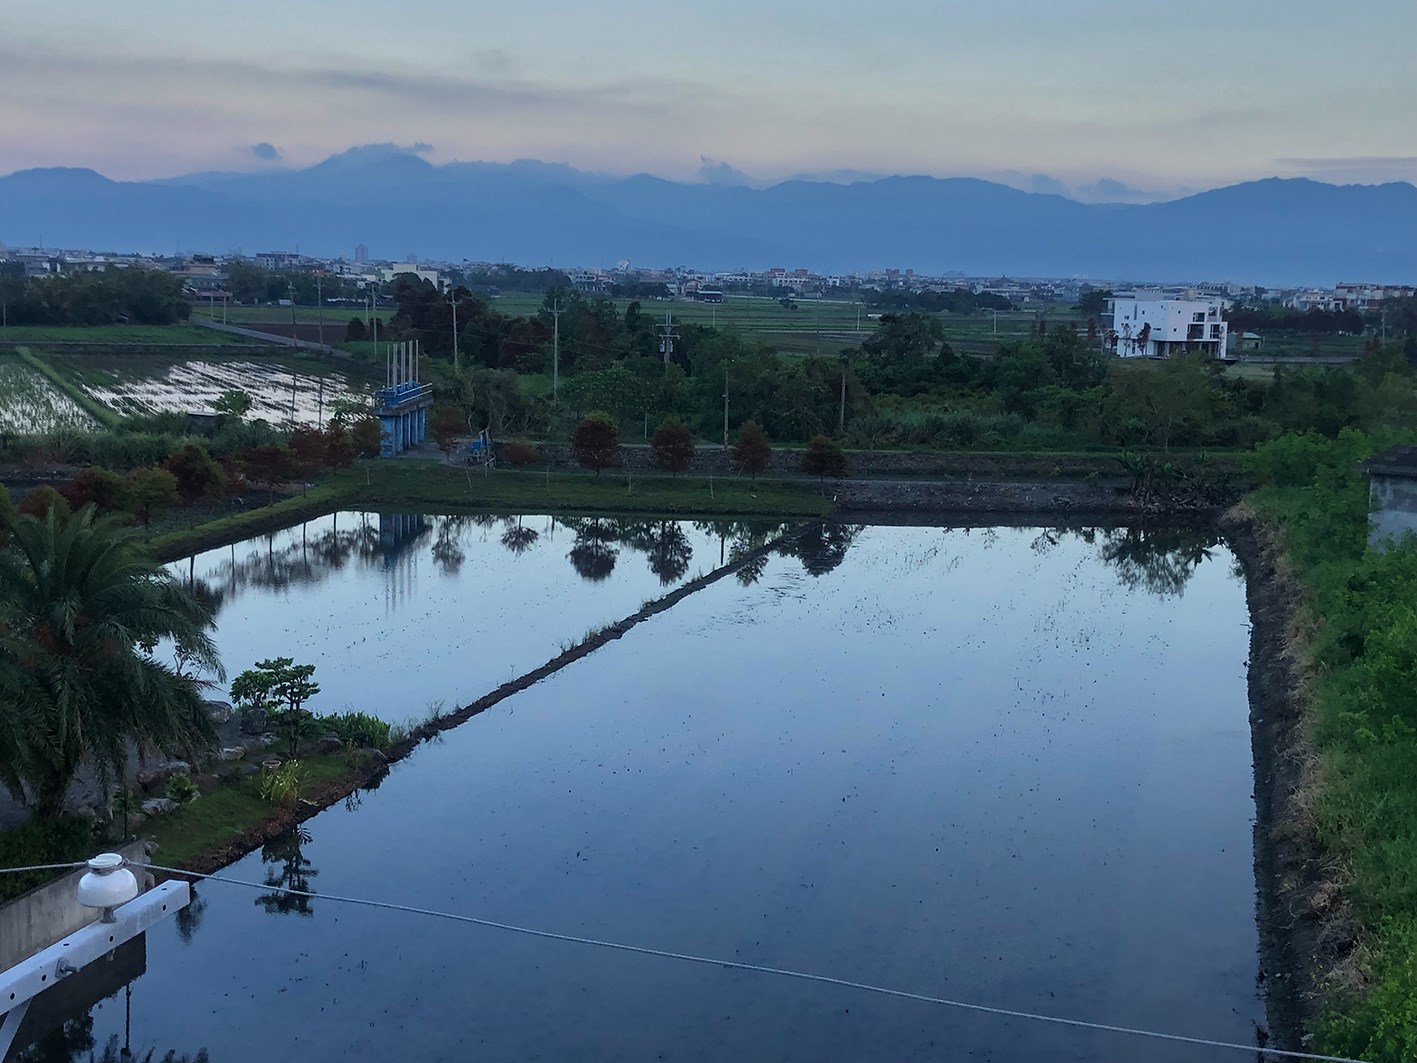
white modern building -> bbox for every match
[1106,295,1228,358]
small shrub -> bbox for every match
[801,434,848,481]
[258,760,306,807]
[501,439,542,466]
[316,711,391,749]
[165,773,199,805]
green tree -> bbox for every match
[732,421,773,480]
[238,444,297,501]
[124,467,179,527]
[650,419,695,475]
[571,413,621,477]
[60,467,130,514]
[0,507,220,814]
[350,417,384,459]
[801,434,848,484]
[1110,354,1216,452]
[230,657,321,758]
[17,485,71,521]
[163,443,226,506]
[213,389,254,420]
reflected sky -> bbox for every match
[170,512,787,721]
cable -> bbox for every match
[137,861,1370,1063]
[0,861,87,875]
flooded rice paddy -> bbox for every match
[35,517,1263,1062]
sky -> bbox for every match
[2,0,1414,201]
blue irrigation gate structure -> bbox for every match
[373,341,434,457]
[467,428,491,460]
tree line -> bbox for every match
[0,266,190,326]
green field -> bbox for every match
[217,304,392,327]
[0,324,247,345]
[224,292,1073,360]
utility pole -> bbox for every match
[450,295,460,369]
[316,277,324,346]
[722,365,729,447]
[839,362,847,431]
[658,310,678,372]
[551,298,562,398]
[288,283,297,349]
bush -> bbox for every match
[801,434,848,480]
[315,711,391,749]
[651,419,695,474]
[571,412,621,476]
[258,760,305,807]
[165,772,199,805]
[501,439,542,466]
[0,814,94,903]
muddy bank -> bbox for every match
[833,477,1224,517]
[1221,504,1342,1051]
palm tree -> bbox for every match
[0,505,222,816]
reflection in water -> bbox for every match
[178,513,833,614]
[783,522,863,577]
[11,1015,93,1063]
[17,1032,209,1063]
[1022,524,1224,597]
[1096,525,1222,597]
[256,827,318,917]
[500,516,539,555]
[174,887,206,944]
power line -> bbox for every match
[134,861,1370,1063]
[0,862,87,876]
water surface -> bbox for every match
[62,521,1258,1062]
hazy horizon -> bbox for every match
[3,0,1413,201]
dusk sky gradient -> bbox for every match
[3,0,1414,198]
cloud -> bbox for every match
[698,156,750,186]
[1276,155,1417,183]
[249,142,281,161]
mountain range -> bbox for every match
[2,145,1414,286]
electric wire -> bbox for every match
[0,861,88,875]
[136,861,1371,1063]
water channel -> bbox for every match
[20,514,1263,1062]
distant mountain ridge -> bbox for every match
[2,147,1413,285]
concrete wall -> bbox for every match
[1370,475,1417,549]
[0,841,152,972]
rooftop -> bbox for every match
[1359,444,1417,478]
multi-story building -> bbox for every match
[1106,295,1227,358]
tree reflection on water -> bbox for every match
[1022,523,1223,597]
[256,827,318,917]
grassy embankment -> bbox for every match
[147,461,829,561]
[14,346,125,429]
[0,324,244,345]
[139,755,354,868]
[1245,430,1417,1062]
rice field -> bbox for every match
[47,353,370,425]
[0,358,98,433]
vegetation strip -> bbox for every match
[1237,430,1417,1063]
[13,346,124,428]
[149,523,802,877]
